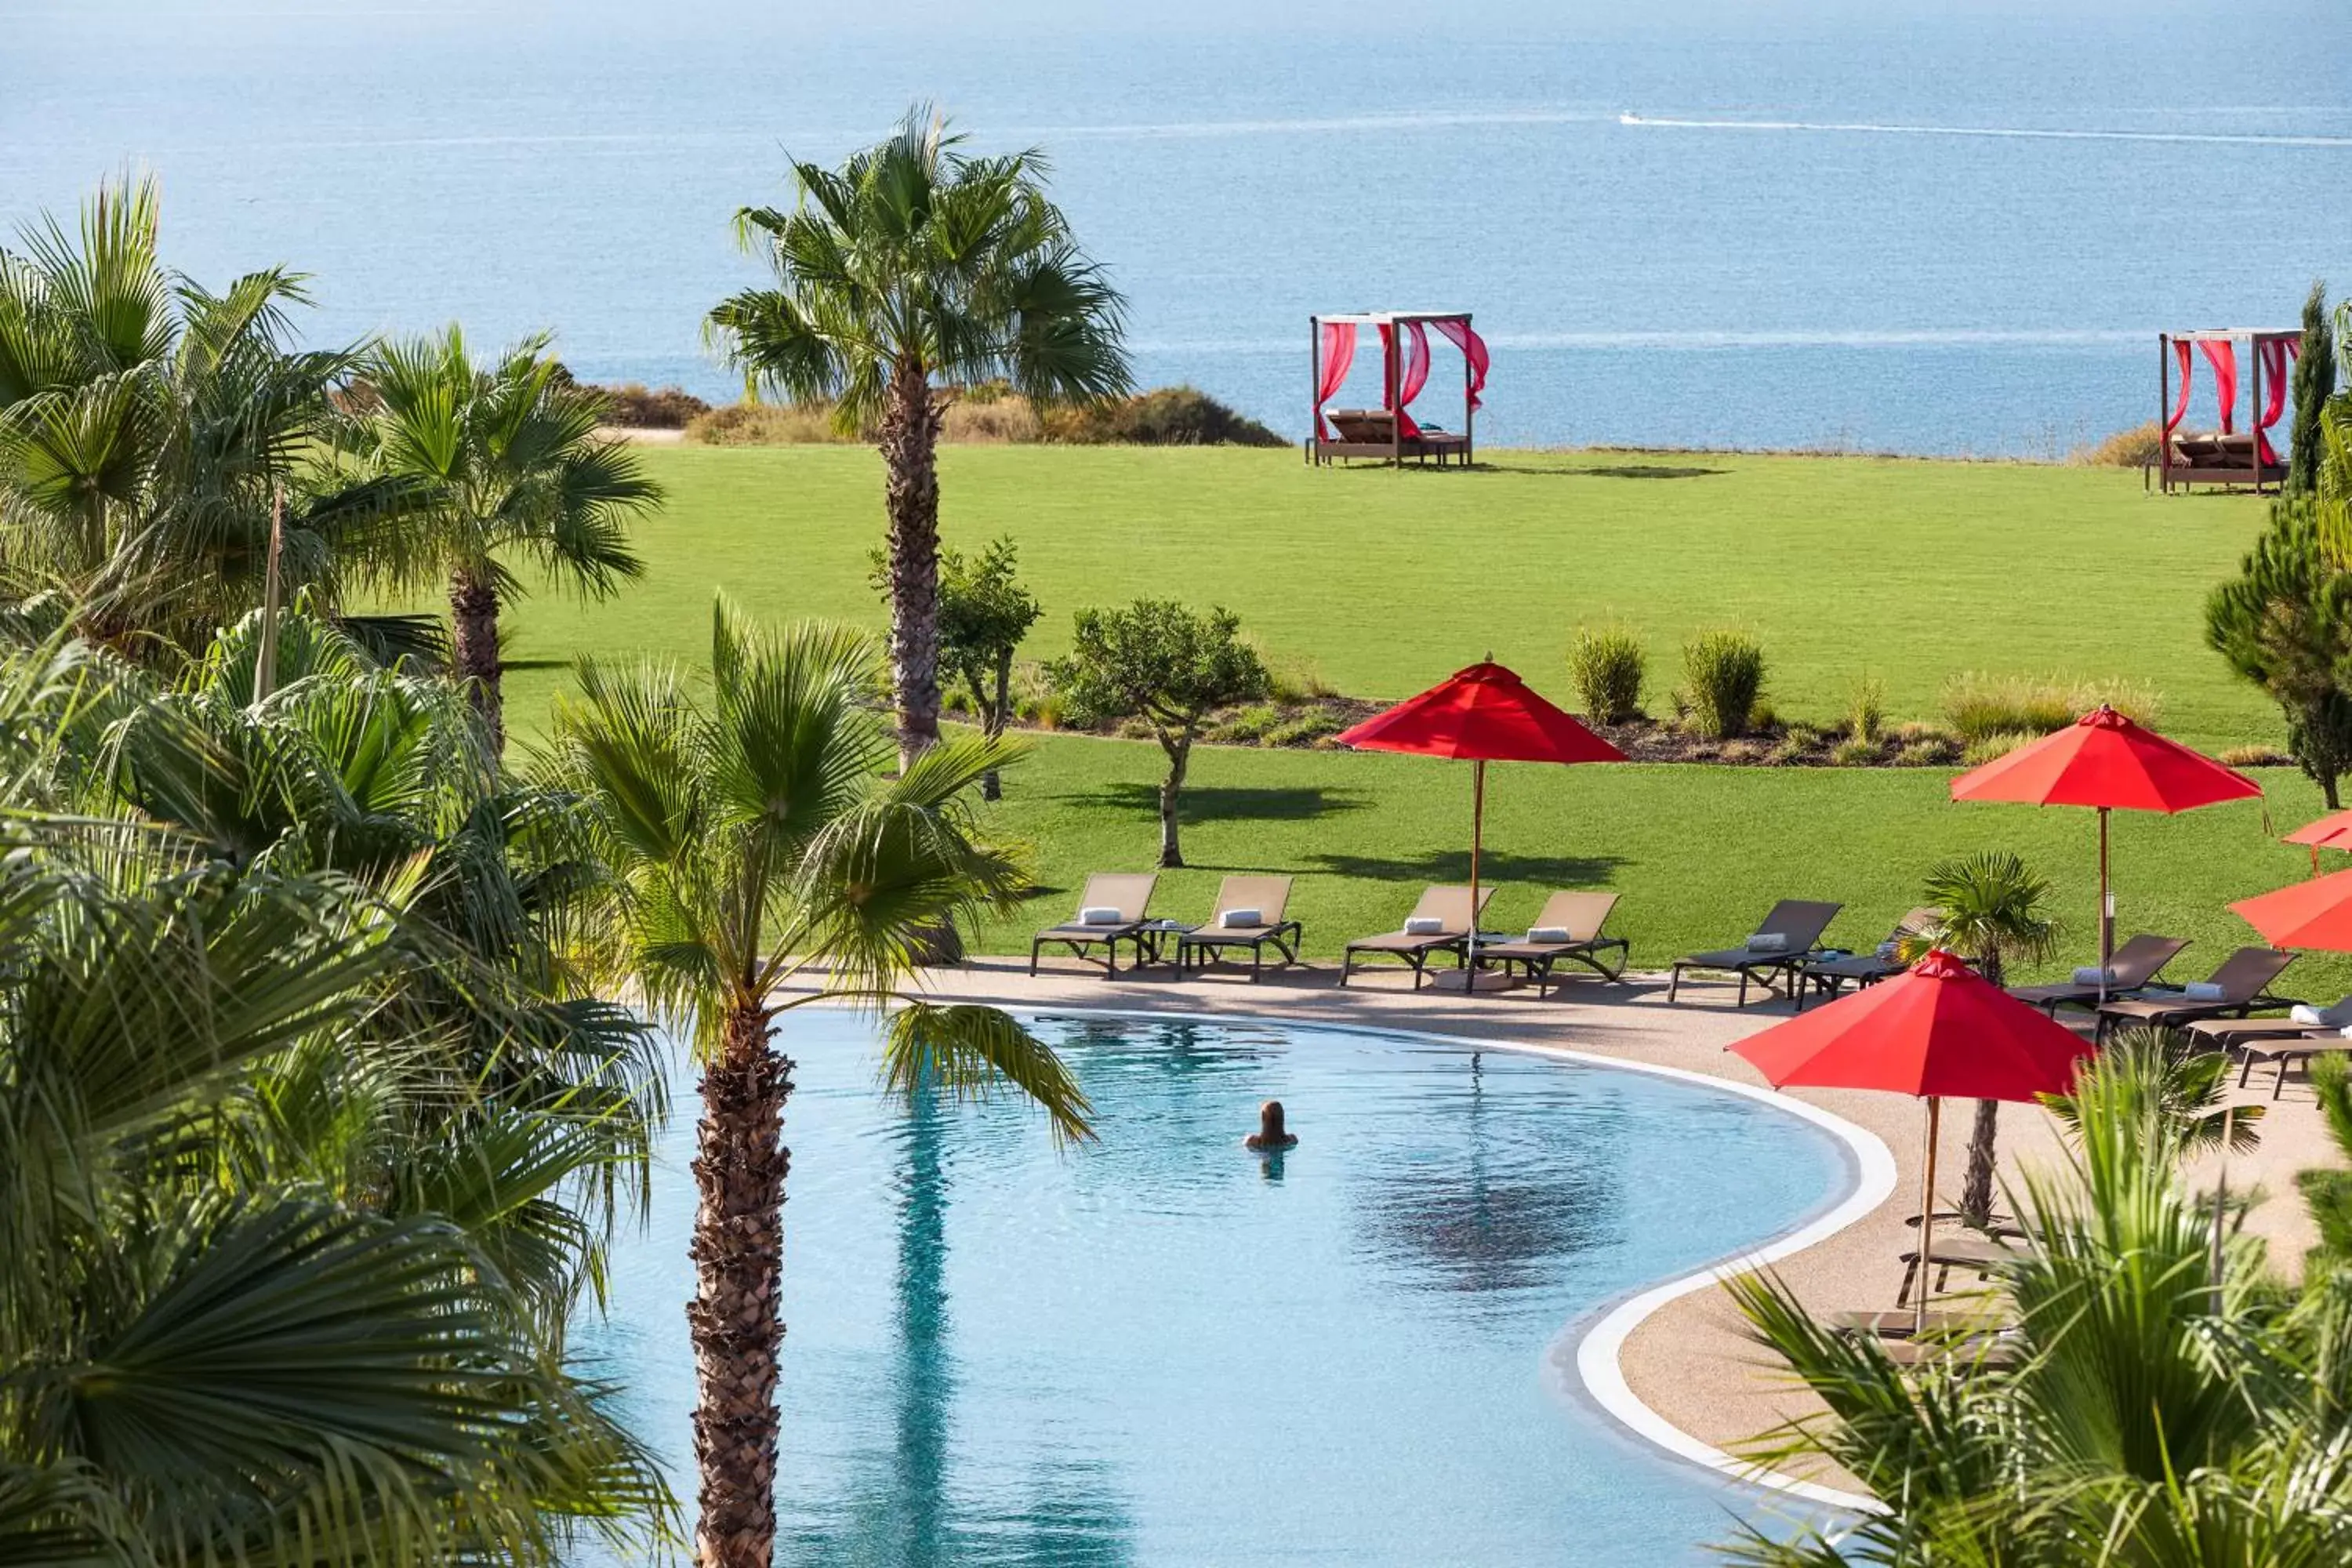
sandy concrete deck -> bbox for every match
[883,953,2343,1497]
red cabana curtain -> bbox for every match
[2257,338,2297,466]
[2198,339,2239,434]
[1314,321,1356,439]
[2166,339,2194,434]
[1432,318,1490,410]
[1389,322,1431,437]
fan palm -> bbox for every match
[707,103,1130,766]
[1907,851,2062,1228]
[543,601,1092,1568]
[0,177,419,663]
[345,327,660,752]
[1721,1038,2352,1565]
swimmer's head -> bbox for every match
[1258,1100,1287,1139]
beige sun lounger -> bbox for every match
[2092,947,2299,1039]
[1475,891,1629,995]
[1896,1234,2035,1307]
[1029,873,1157,979]
[2185,1008,2352,1098]
[1668,899,1843,1007]
[2006,933,2192,1014]
[1175,875,1302,982]
[1340,884,1494,989]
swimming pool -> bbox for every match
[577,1011,1856,1566]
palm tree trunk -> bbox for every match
[981,648,1012,801]
[1959,1098,2001,1229]
[1158,738,1189,869]
[448,568,504,753]
[879,358,944,771]
[688,1002,793,1568]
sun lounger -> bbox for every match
[1896,1233,2034,1307]
[1176,875,1303,982]
[1825,1308,1999,1341]
[2091,947,2299,1039]
[1028,873,1157,979]
[1339,884,1494,989]
[2006,933,2192,1014]
[1794,906,1942,1011]
[1667,899,1844,1007]
[1873,1334,2024,1372]
[2187,1002,2352,1097]
[1475,891,1629,995]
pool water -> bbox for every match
[578,1012,1852,1566]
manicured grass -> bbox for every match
[485,445,2275,750]
[424,444,2325,982]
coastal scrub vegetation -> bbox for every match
[681,383,1282,448]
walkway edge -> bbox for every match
[1000,1002,1896,1517]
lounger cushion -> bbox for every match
[1080,906,1126,926]
[1746,933,1790,953]
[1403,916,1446,935]
[2184,982,2227,1001]
[1218,907,1261,928]
[1526,926,1573,944]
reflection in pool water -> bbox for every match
[575,1012,1850,1566]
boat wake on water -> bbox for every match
[1618,111,2352,149]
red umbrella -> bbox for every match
[1336,659,1625,990]
[1951,705,2260,994]
[2285,810,2352,876]
[1733,949,2092,1330]
[2230,866,2352,951]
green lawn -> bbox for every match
[437,444,2334,985]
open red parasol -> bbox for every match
[2230,866,2352,953]
[1733,949,2092,1330]
[1335,660,1624,989]
[2285,809,2352,876]
[1951,705,2260,994]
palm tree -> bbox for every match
[707,104,1130,767]
[543,601,1092,1568]
[1909,851,2061,1228]
[1721,1038,2352,1566]
[347,327,660,751]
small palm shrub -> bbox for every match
[1682,630,1766,739]
[1941,672,2161,741]
[1568,626,1646,724]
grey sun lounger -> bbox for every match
[1667,899,1844,1007]
[1794,906,1943,1011]
[2185,1008,2352,1098]
[1176,875,1303,982]
[1029,873,1158,979]
[1340,884,1494,989]
[1477,891,1630,995]
[2091,947,2299,1040]
[2006,933,2192,1014]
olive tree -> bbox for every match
[1047,600,1267,867]
[873,535,1040,799]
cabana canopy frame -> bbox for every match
[2158,327,2299,494]
[1308,311,1486,470]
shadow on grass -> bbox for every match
[1578,463,1725,480]
[1305,848,1626,885]
[1073,783,1374,823]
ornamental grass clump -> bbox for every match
[1940,672,2161,742]
[1568,626,1646,724]
[1681,630,1766,739]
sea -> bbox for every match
[5,0,2350,456]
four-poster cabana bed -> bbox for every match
[1309,311,1490,468]
[2158,327,2299,494]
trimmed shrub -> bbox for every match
[1682,630,1766,739]
[1940,673,2161,741]
[1568,626,1646,724]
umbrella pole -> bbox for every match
[2210,1102,2234,1308]
[1916,1097,1941,1337]
[1468,758,1485,980]
[2097,806,2113,1002]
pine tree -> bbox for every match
[2206,498,2352,807]
[2289,280,2336,494]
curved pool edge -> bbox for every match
[1011,1003,1895,1518]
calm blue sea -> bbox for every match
[4,2,2350,453]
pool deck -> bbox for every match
[874,954,2340,1502]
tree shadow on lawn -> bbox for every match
[1073,782,1374,824]
[1304,848,1626,886]
[1477,461,1726,480]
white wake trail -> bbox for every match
[1619,111,2352,150]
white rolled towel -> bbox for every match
[2071,965,2118,986]
[1745,932,1790,953]
[1218,907,1261,928]
[1079,906,1126,926]
[2292,996,2352,1027]
[1526,926,1573,944]
[1403,916,1446,935]
[2183,982,2227,1002]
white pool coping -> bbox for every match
[1009,1004,1896,1517]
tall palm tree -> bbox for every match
[707,104,1130,767]
[1909,851,2061,1228]
[543,601,1092,1568]
[347,327,660,751]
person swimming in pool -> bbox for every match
[1244,1099,1298,1151]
